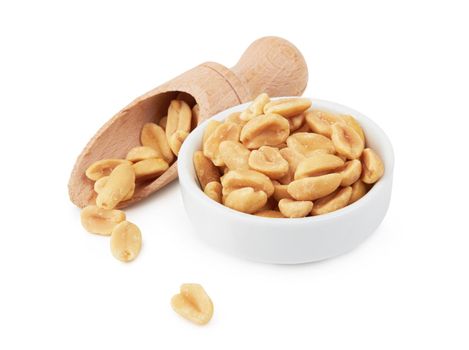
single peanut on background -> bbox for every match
[110,221,142,262]
[171,284,214,325]
[80,205,126,236]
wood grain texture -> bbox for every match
[68,36,308,208]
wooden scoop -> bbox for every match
[69,36,308,208]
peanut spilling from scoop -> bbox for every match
[193,94,384,217]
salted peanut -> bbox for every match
[288,113,305,132]
[221,169,274,197]
[295,153,344,180]
[191,104,200,130]
[110,221,142,262]
[278,148,306,185]
[171,283,214,325]
[203,122,241,166]
[263,98,311,118]
[224,187,268,214]
[286,132,335,157]
[361,148,384,184]
[159,116,167,130]
[94,176,135,201]
[330,123,364,160]
[255,210,285,218]
[337,159,362,186]
[240,93,270,121]
[176,92,196,106]
[141,123,174,163]
[342,115,365,142]
[240,113,290,149]
[166,100,192,154]
[312,186,352,216]
[278,199,313,218]
[132,158,169,180]
[225,111,247,126]
[202,120,222,147]
[248,146,289,179]
[349,180,369,204]
[85,159,132,181]
[218,141,250,171]
[96,163,135,209]
[272,180,293,202]
[305,109,346,138]
[287,173,342,201]
[169,130,189,156]
[80,205,126,236]
[204,181,222,203]
[126,146,161,162]
[193,151,220,189]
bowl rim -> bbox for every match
[178,97,394,226]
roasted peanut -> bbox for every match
[218,141,250,171]
[166,100,192,155]
[305,109,345,138]
[361,148,384,184]
[80,205,126,236]
[204,181,222,203]
[349,180,369,204]
[126,146,161,162]
[141,122,174,163]
[286,132,335,157]
[193,151,220,189]
[278,198,313,218]
[330,123,364,160]
[263,98,311,118]
[287,173,342,201]
[278,147,306,184]
[294,153,344,180]
[96,163,135,209]
[171,283,214,325]
[225,111,247,126]
[342,115,365,142]
[337,159,362,186]
[110,221,142,262]
[240,93,270,121]
[132,158,169,180]
[312,186,352,216]
[272,180,293,202]
[94,176,135,201]
[221,169,274,197]
[248,146,289,179]
[254,210,285,218]
[85,159,132,181]
[169,130,189,156]
[224,187,268,214]
[202,120,222,147]
[203,122,241,166]
[288,113,305,132]
[240,113,290,149]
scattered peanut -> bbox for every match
[80,205,126,236]
[171,284,214,325]
[110,221,142,262]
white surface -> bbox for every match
[0,1,468,349]
[179,98,394,263]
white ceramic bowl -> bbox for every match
[178,98,394,264]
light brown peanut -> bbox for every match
[110,221,142,262]
[202,120,222,147]
[240,93,270,121]
[248,146,289,179]
[169,130,189,156]
[218,141,250,171]
[140,122,174,163]
[240,113,290,149]
[221,169,274,197]
[272,180,293,202]
[305,109,346,138]
[203,122,241,166]
[171,283,214,325]
[287,173,342,201]
[254,210,285,218]
[225,111,247,126]
[166,100,192,155]
[286,132,335,157]
[288,113,305,132]
[85,159,132,181]
[193,151,220,189]
[132,158,169,180]
[94,176,135,201]
[342,115,365,142]
[349,180,369,204]
[96,163,135,209]
[361,148,384,184]
[337,159,362,186]
[278,148,306,185]
[294,153,344,180]
[126,146,161,162]
[263,98,311,118]
[80,205,126,236]
[204,181,222,203]
[312,186,352,216]
[330,123,364,160]
[224,187,267,214]
[278,198,313,218]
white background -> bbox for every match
[1,0,468,349]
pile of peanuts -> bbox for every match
[194,93,384,218]
[80,92,199,262]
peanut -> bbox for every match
[330,123,364,160]
[337,159,362,186]
[263,98,312,118]
[126,146,161,162]
[248,146,289,179]
[204,181,222,203]
[202,120,222,147]
[240,113,290,149]
[193,151,220,189]
[96,163,135,209]
[140,122,174,163]
[312,186,353,216]
[225,111,247,126]
[349,180,369,204]
[278,198,313,218]
[342,115,365,142]
[166,100,192,155]
[218,141,250,171]
[110,221,142,262]
[305,109,346,138]
[286,132,335,157]
[221,169,274,197]
[224,187,267,214]
[169,130,189,156]
[361,148,384,184]
[254,210,285,218]
[239,93,270,121]
[171,283,214,325]
[294,153,344,180]
[288,113,305,132]
[132,158,169,180]
[287,173,342,201]
[94,176,135,201]
[203,122,241,166]
[80,205,126,236]
[272,180,293,202]
[278,148,306,185]
[85,159,132,181]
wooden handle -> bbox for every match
[231,36,308,99]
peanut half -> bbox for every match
[110,221,142,262]
[85,159,132,181]
[140,122,174,164]
[171,284,214,325]
[337,159,362,186]
[80,205,126,236]
[166,100,192,155]
[288,173,342,201]
[311,186,353,216]
[294,153,344,180]
[248,146,289,179]
[263,98,312,118]
[203,122,241,166]
[286,132,335,157]
[193,151,220,189]
[224,187,268,214]
[349,180,369,204]
[204,181,222,203]
[330,123,364,160]
[221,169,274,197]
[278,199,313,218]
[240,113,290,149]
[94,176,135,201]
[96,163,135,210]
[132,158,169,181]
[305,109,346,138]
[126,146,161,162]
[361,148,384,184]
[218,141,250,171]
[239,92,270,121]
